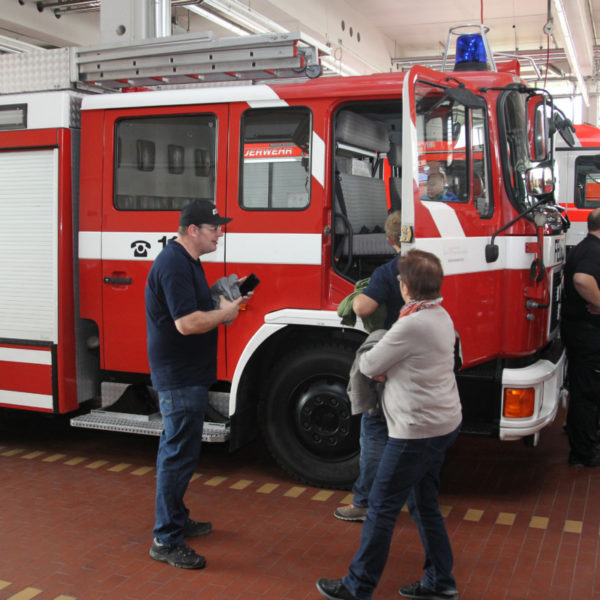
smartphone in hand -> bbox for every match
[239,273,260,296]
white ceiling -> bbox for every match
[1,0,598,88]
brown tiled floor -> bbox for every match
[0,407,598,600]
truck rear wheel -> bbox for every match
[260,342,360,489]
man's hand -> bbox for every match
[372,374,387,382]
[219,294,243,322]
[587,303,600,315]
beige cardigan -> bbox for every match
[358,305,462,439]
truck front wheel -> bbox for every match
[259,343,361,489]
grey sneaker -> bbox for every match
[183,518,212,537]
[333,504,368,522]
[149,539,206,569]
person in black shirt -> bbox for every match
[334,211,404,522]
[146,199,244,569]
[562,208,600,467]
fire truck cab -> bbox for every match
[0,28,567,488]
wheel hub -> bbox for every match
[294,380,356,457]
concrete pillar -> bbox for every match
[581,81,599,126]
[100,0,171,44]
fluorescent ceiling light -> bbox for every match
[552,0,589,106]
[186,1,359,77]
[0,34,42,53]
[187,5,250,36]
[202,0,287,34]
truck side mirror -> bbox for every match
[485,243,499,263]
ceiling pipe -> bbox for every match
[33,0,202,14]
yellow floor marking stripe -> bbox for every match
[340,493,354,505]
[230,479,253,490]
[108,463,131,472]
[464,509,483,522]
[64,457,86,466]
[131,466,154,476]
[21,451,45,460]
[42,454,66,463]
[440,505,452,517]
[54,596,77,600]
[190,473,202,482]
[7,588,42,600]
[529,516,549,529]
[257,483,279,494]
[284,486,306,498]
[2,448,25,457]
[496,512,516,526]
[204,476,227,486]
[401,504,408,512]
[85,460,109,469]
[564,520,583,534]
[0,581,11,590]
[311,490,334,502]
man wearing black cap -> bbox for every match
[146,199,243,569]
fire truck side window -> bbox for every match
[113,114,217,211]
[240,107,311,210]
[574,155,600,209]
[415,83,491,218]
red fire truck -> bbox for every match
[0,28,568,488]
[555,123,600,248]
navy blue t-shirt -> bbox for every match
[145,239,217,391]
[362,254,404,329]
[563,233,600,328]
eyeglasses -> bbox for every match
[198,224,222,232]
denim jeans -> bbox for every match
[153,385,208,546]
[352,412,388,507]
[343,426,461,600]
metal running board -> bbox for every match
[70,387,231,442]
[71,409,230,442]
[75,30,322,89]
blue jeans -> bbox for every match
[352,412,388,507]
[153,385,208,546]
[343,426,461,600]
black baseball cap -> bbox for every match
[180,199,232,227]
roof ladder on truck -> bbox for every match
[0,30,323,95]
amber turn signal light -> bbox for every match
[503,388,535,418]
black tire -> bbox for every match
[259,342,361,489]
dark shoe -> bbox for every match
[316,578,359,600]
[149,539,206,569]
[333,504,368,522]
[183,518,212,537]
[399,581,458,600]
[568,452,600,467]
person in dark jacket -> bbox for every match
[334,211,404,522]
[562,208,600,467]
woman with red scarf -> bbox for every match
[317,249,462,600]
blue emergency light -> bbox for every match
[454,33,488,71]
